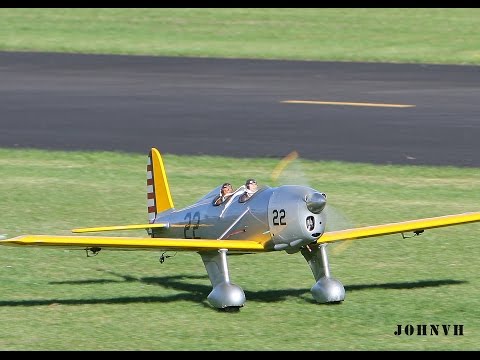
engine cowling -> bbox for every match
[268,185,327,253]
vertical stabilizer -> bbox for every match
[147,148,174,222]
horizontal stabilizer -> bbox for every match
[72,223,168,233]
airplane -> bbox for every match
[1,147,480,311]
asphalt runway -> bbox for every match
[1,51,480,167]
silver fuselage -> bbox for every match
[151,185,327,253]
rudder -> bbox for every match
[147,148,174,222]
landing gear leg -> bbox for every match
[200,248,246,310]
[301,244,345,303]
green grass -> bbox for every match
[1,8,480,64]
[1,148,479,350]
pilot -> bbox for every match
[239,178,258,202]
[214,183,234,205]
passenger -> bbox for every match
[214,183,234,205]
[239,178,258,202]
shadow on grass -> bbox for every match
[0,272,466,308]
[344,279,466,291]
[302,279,467,304]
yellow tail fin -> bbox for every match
[147,148,174,222]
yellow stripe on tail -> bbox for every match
[147,148,174,222]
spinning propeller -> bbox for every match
[270,150,356,255]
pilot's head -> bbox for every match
[221,183,233,194]
[245,179,257,191]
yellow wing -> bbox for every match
[3,212,479,252]
[0,235,268,252]
[319,211,480,244]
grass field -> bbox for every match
[1,148,479,350]
[1,8,480,64]
[0,8,479,351]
